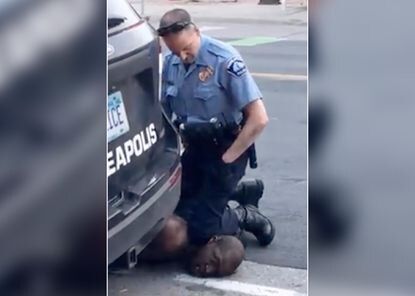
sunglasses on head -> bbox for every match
[157,21,192,37]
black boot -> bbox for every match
[230,179,264,207]
[234,205,275,246]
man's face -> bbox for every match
[190,241,221,277]
[162,28,200,64]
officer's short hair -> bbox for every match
[157,8,194,37]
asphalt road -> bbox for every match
[235,39,307,269]
[109,18,307,296]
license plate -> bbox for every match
[107,91,130,143]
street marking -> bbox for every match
[282,0,308,10]
[228,36,286,47]
[251,72,307,81]
[199,26,226,32]
[175,274,306,296]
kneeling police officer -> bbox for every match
[140,8,275,273]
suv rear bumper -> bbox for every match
[108,163,181,265]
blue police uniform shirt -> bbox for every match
[161,34,262,123]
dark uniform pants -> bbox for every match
[174,145,248,246]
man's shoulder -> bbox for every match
[204,35,240,61]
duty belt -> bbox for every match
[174,116,257,169]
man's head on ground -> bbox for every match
[157,8,201,64]
[189,235,245,278]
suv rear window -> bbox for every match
[108,0,141,32]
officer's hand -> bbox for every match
[222,151,237,164]
[222,100,268,164]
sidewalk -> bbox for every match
[130,0,307,25]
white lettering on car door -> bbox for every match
[115,146,127,170]
[149,123,157,144]
[107,123,158,177]
[107,151,116,176]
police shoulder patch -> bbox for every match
[226,57,247,77]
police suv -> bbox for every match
[108,0,181,267]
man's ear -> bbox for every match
[208,235,222,244]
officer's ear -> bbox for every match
[194,25,200,36]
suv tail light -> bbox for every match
[168,166,181,191]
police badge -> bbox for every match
[199,66,214,82]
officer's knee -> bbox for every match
[159,216,188,254]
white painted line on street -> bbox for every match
[200,26,226,32]
[175,274,306,296]
[251,72,307,81]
